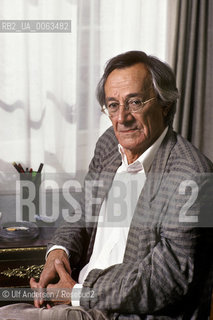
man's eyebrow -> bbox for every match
[105,93,143,102]
[105,97,118,102]
[125,93,143,99]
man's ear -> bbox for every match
[162,105,171,117]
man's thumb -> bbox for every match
[55,258,62,265]
[54,258,66,276]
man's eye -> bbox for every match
[108,103,119,110]
[129,99,142,106]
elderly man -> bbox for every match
[0,51,212,319]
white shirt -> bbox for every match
[48,127,168,305]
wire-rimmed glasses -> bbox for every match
[102,97,156,117]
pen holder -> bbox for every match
[19,172,41,222]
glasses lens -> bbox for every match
[128,98,143,112]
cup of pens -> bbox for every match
[13,162,44,222]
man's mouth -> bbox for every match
[119,127,138,133]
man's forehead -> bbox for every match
[107,63,148,79]
[104,63,150,93]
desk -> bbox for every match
[0,227,55,287]
[0,227,56,306]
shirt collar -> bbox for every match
[118,127,168,175]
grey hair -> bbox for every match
[96,50,179,127]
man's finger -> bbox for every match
[30,277,45,308]
[38,271,53,289]
[30,277,38,289]
[46,283,57,289]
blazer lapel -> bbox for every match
[85,147,122,226]
[85,149,122,260]
[95,150,122,216]
[145,128,177,202]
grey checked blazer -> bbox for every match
[48,127,213,319]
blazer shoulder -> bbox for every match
[171,132,213,173]
[95,126,118,155]
[88,126,119,172]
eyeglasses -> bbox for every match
[102,97,156,117]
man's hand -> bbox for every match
[30,249,71,308]
[46,259,77,306]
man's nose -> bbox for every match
[117,105,133,123]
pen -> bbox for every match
[12,162,22,173]
[18,163,25,173]
[37,163,44,173]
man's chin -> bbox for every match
[116,131,145,144]
[116,130,141,140]
[117,139,144,152]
